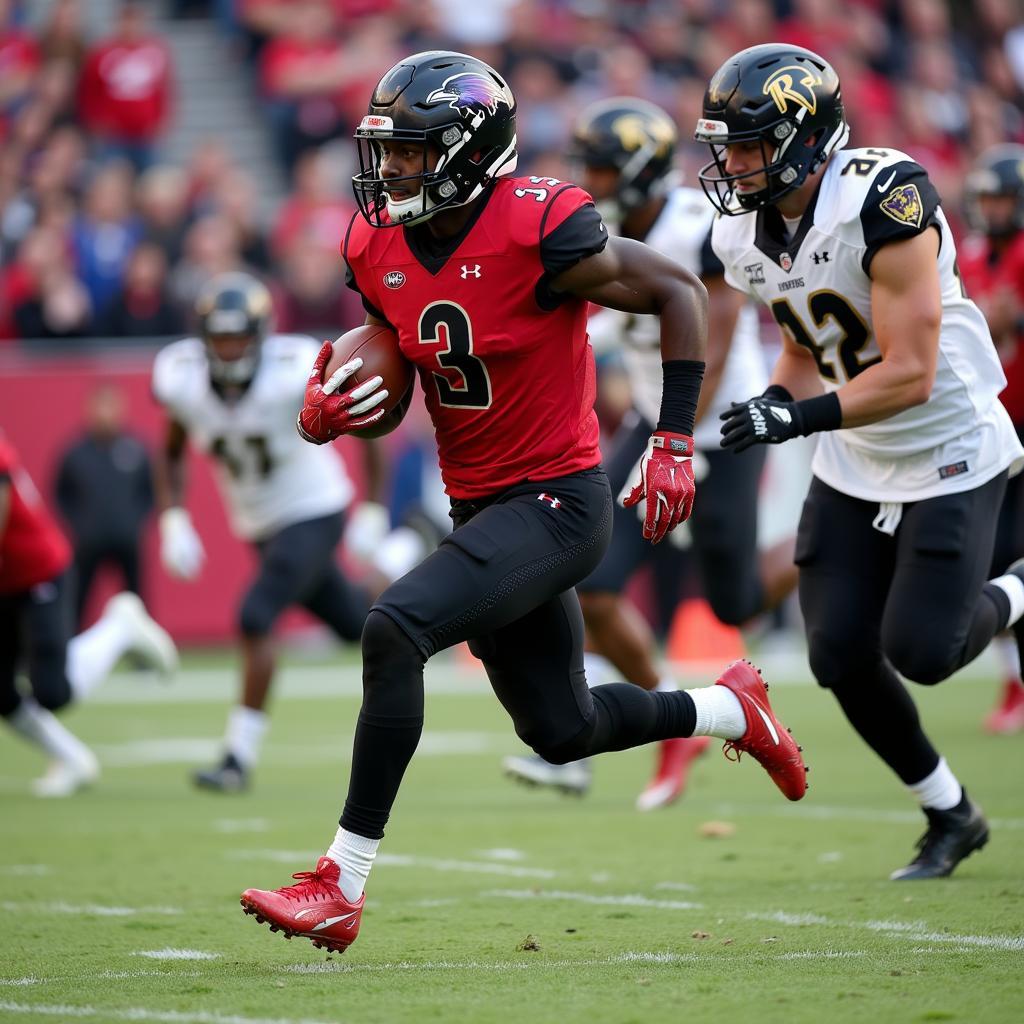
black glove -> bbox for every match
[719,396,803,452]
[720,387,842,453]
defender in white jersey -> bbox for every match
[153,272,370,791]
[696,43,1024,880]
[504,98,799,810]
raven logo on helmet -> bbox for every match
[426,73,512,118]
[763,66,822,116]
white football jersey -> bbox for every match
[712,146,1024,501]
[587,186,766,450]
[152,334,354,540]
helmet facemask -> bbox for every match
[352,59,518,229]
[695,113,848,215]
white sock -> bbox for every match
[994,634,1022,681]
[685,685,746,739]
[582,651,615,689]
[991,572,1024,627]
[7,698,94,763]
[65,605,133,700]
[656,677,676,693]
[326,827,378,902]
[224,706,268,768]
[908,757,963,811]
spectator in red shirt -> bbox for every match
[258,0,346,175]
[78,1,173,172]
[0,432,177,797]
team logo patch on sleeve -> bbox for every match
[879,183,923,228]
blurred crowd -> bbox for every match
[1,0,1024,342]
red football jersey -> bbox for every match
[0,436,71,594]
[959,231,1024,424]
[343,176,606,499]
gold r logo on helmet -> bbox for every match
[610,113,676,155]
[763,65,821,116]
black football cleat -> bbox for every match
[890,792,989,880]
[193,752,249,793]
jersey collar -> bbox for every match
[753,176,824,272]
[403,183,497,277]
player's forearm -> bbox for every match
[770,347,824,401]
[834,353,934,428]
[156,458,186,510]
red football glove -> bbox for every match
[621,431,696,544]
[296,341,390,444]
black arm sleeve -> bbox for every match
[860,161,941,274]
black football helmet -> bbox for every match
[195,271,273,385]
[568,96,678,224]
[964,144,1024,238]
[352,50,517,228]
[694,43,849,215]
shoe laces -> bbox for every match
[722,740,743,763]
[277,865,336,902]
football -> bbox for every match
[325,323,415,438]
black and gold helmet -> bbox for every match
[195,272,273,385]
[694,43,849,215]
[964,144,1024,238]
[569,97,678,221]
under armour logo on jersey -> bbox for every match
[811,251,830,264]
[460,264,482,279]
[537,492,561,509]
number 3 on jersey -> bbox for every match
[418,301,493,409]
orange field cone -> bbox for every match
[667,597,745,668]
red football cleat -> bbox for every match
[983,678,1024,734]
[240,856,364,953]
[635,735,711,811]
[715,660,808,801]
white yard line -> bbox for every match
[133,950,220,961]
[486,889,1024,952]
[0,1004,335,1024]
[95,732,505,765]
[1,903,181,917]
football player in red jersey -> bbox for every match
[960,145,1024,733]
[239,51,807,955]
[0,432,177,796]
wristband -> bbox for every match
[794,392,842,435]
[657,359,705,436]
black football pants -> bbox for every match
[796,472,1009,784]
[340,468,698,839]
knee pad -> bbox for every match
[806,627,878,693]
[361,610,423,673]
[530,717,596,765]
[238,587,279,638]
[884,639,949,687]
[32,667,73,712]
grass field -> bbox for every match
[2,647,1023,1024]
